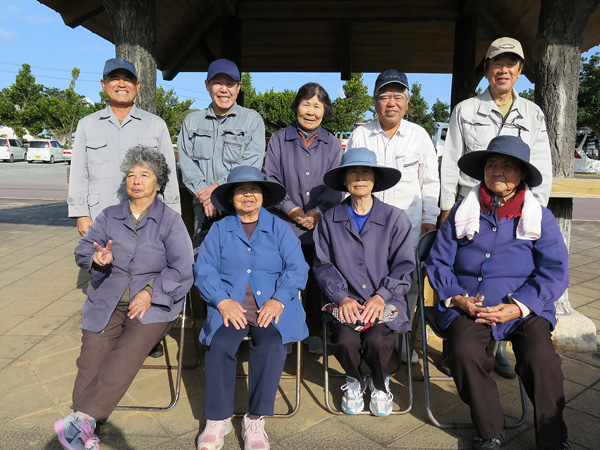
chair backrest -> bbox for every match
[416,230,438,265]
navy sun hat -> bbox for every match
[323,147,401,192]
[373,70,409,95]
[207,58,241,82]
[457,135,543,187]
[211,166,287,213]
[103,57,138,79]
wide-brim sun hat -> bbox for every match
[323,147,401,192]
[211,166,287,213]
[457,135,543,187]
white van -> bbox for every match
[0,137,27,162]
[27,139,66,164]
[574,128,600,173]
[432,122,448,157]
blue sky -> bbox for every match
[1,0,598,123]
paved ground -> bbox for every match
[0,198,598,450]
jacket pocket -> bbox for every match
[463,119,492,151]
[191,128,213,160]
[395,155,419,182]
[86,139,109,165]
[222,129,245,169]
[137,136,159,150]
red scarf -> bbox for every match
[478,181,525,221]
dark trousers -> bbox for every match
[300,244,323,336]
[72,304,175,422]
[204,324,286,420]
[446,315,568,449]
[328,322,396,391]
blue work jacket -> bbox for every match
[424,201,569,340]
[75,197,194,332]
[195,208,309,345]
[313,197,415,332]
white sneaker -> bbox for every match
[341,375,365,414]
[303,336,323,355]
[242,413,270,450]
[368,376,393,416]
[196,418,232,450]
[401,346,419,364]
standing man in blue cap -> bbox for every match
[178,59,265,251]
[68,57,181,236]
[68,56,180,358]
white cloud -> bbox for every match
[0,28,17,40]
[7,5,23,14]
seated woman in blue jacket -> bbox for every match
[194,166,309,450]
[313,148,415,417]
[425,136,569,450]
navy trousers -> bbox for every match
[204,324,287,420]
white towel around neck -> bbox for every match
[454,184,542,241]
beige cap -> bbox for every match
[485,37,524,60]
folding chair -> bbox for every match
[322,322,413,415]
[115,292,201,411]
[412,230,528,429]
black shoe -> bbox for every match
[544,443,570,450]
[471,432,505,449]
[149,342,164,358]
[494,342,516,379]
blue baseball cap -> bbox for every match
[103,57,138,79]
[207,58,241,82]
[374,69,409,95]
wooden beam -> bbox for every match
[340,21,352,81]
[161,9,220,80]
[60,0,104,28]
[550,179,600,198]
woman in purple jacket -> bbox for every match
[54,147,194,450]
[425,136,569,450]
[263,82,344,354]
[313,147,415,416]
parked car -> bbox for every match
[432,122,448,157]
[574,127,600,173]
[63,147,72,165]
[0,137,27,162]
[27,139,65,164]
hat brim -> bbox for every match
[323,164,401,192]
[457,150,543,188]
[211,180,287,213]
[374,80,409,95]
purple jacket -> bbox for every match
[263,124,344,244]
[424,201,569,340]
[75,197,194,332]
[313,197,415,332]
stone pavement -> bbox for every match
[0,198,598,450]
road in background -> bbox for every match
[0,161,598,220]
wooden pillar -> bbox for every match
[535,0,600,314]
[450,2,483,110]
[102,0,157,114]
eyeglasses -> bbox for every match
[377,94,405,102]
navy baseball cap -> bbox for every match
[103,57,138,79]
[207,59,241,82]
[374,70,409,95]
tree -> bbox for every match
[519,88,535,102]
[156,86,194,140]
[405,82,434,135]
[577,52,600,136]
[431,99,451,123]
[0,64,45,136]
[328,73,373,133]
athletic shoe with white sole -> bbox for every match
[196,417,233,450]
[368,375,393,416]
[54,413,98,450]
[341,374,365,414]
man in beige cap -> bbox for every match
[439,37,552,379]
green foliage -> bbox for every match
[0,64,45,136]
[519,88,535,102]
[156,86,194,140]
[241,72,372,136]
[405,82,434,136]
[578,53,600,136]
[431,98,450,123]
[328,73,373,133]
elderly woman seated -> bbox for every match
[194,166,308,450]
[54,146,194,450]
[313,147,415,416]
[425,136,570,450]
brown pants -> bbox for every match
[71,304,175,422]
[328,322,396,391]
[446,314,567,449]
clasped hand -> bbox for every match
[338,295,385,324]
[452,294,521,326]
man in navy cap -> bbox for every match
[68,56,181,358]
[68,57,180,235]
[178,58,265,251]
